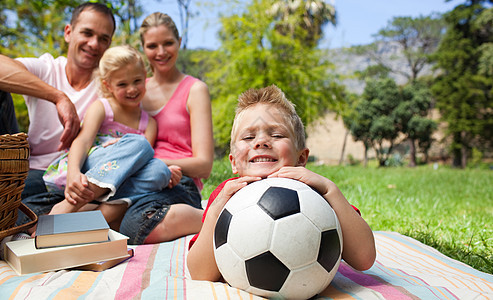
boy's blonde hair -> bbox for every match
[230,85,306,152]
[97,45,146,98]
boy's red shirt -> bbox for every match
[188,178,360,249]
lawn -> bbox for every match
[202,160,493,274]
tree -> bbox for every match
[431,1,493,168]
[206,0,344,154]
[177,0,193,50]
[269,0,336,47]
[350,14,445,166]
[0,1,24,57]
[342,92,371,166]
[397,81,437,166]
[103,0,144,46]
[0,0,78,57]
[348,78,401,167]
[347,78,437,167]
[370,14,446,82]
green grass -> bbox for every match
[202,160,493,274]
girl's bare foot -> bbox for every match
[48,199,79,215]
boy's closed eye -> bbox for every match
[242,135,255,141]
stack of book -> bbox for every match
[3,210,133,275]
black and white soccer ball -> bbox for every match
[213,178,343,299]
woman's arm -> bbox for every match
[144,116,157,147]
[160,81,214,179]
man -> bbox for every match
[2,4,204,244]
[0,2,115,199]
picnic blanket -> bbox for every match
[0,231,491,299]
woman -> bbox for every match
[118,12,214,244]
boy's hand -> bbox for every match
[209,176,261,217]
[268,166,331,196]
[65,172,94,205]
[168,165,182,188]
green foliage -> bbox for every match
[269,0,336,48]
[12,94,29,133]
[176,49,217,82]
[347,78,436,166]
[354,63,391,80]
[475,7,493,77]
[348,78,401,166]
[431,3,493,168]
[345,154,360,166]
[398,81,437,166]
[107,0,145,46]
[0,0,79,57]
[206,0,345,155]
[203,161,493,274]
[0,0,146,56]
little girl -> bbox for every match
[44,45,176,225]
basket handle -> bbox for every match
[0,203,38,241]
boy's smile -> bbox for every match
[229,103,308,178]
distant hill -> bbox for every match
[326,42,435,94]
[306,43,442,165]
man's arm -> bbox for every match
[0,54,80,150]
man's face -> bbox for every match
[64,9,114,71]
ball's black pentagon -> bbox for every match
[317,229,341,272]
[245,251,290,292]
[258,186,300,220]
[214,209,233,249]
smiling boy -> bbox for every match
[187,85,376,282]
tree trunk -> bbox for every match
[408,138,417,167]
[423,149,429,164]
[461,131,467,168]
[363,146,368,167]
[338,129,349,165]
[452,132,462,168]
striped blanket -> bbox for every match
[0,231,491,299]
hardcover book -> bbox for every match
[35,211,110,249]
[5,229,128,275]
[75,248,134,271]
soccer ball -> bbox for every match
[213,178,343,299]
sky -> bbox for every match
[146,0,465,50]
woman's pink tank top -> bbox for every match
[152,76,203,190]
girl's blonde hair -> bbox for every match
[139,12,180,45]
[230,85,306,152]
[97,45,146,98]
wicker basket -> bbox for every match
[0,133,37,240]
